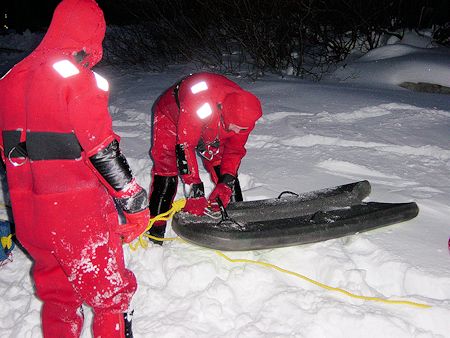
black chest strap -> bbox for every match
[2,130,82,161]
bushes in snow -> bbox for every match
[5,1,448,79]
[99,0,449,79]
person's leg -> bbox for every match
[12,185,84,337]
[26,245,84,338]
[43,191,138,338]
[35,231,134,338]
[148,173,178,243]
[54,229,137,338]
[148,111,179,243]
[92,311,133,338]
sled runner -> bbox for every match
[172,181,419,251]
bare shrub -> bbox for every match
[99,0,449,79]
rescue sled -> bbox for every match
[172,181,419,251]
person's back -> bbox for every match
[155,72,242,124]
[0,0,115,250]
[1,53,100,195]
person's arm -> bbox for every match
[68,69,149,242]
[220,132,249,177]
[88,139,149,242]
[175,108,204,185]
[207,132,250,210]
[175,95,212,215]
[88,139,148,214]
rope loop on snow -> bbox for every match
[128,199,186,251]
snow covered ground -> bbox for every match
[1,31,450,337]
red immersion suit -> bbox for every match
[0,0,148,337]
[151,72,262,184]
[148,72,262,239]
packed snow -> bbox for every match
[1,30,450,337]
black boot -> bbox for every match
[93,311,134,337]
[123,310,134,338]
[213,165,243,202]
[230,176,243,202]
[148,175,178,245]
[147,220,167,244]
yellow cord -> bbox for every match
[128,199,186,251]
[215,251,431,309]
[129,199,431,309]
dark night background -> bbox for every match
[1,1,449,78]
[2,0,449,33]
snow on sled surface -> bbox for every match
[222,180,370,220]
[172,181,419,251]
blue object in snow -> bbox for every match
[0,220,14,261]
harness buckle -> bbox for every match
[8,142,28,167]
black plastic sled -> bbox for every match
[172,181,419,251]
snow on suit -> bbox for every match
[0,0,149,337]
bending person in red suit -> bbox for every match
[149,72,262,242]
[0,1,149,337]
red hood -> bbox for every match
[35,0,106,68]
[222,91,263,129]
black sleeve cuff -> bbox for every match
[117,188,148,213]
[188,182,205,198]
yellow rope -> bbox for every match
[129,199,431,309]
[215,251,431,309]
[128,199,186,251]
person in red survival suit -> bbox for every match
[148,72,262,242]
[0,1,149,337]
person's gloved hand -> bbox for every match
[208,183,233,211]
[117,209,150,243]
[183,196,208,215]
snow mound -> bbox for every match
[358,44,424,62]
[330,45,450,89]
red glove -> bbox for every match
[183,197,208,216]
[116,209,150,243]
[208,183,233,211]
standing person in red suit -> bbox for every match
[0,0,149,337]
[148,72,262,242]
